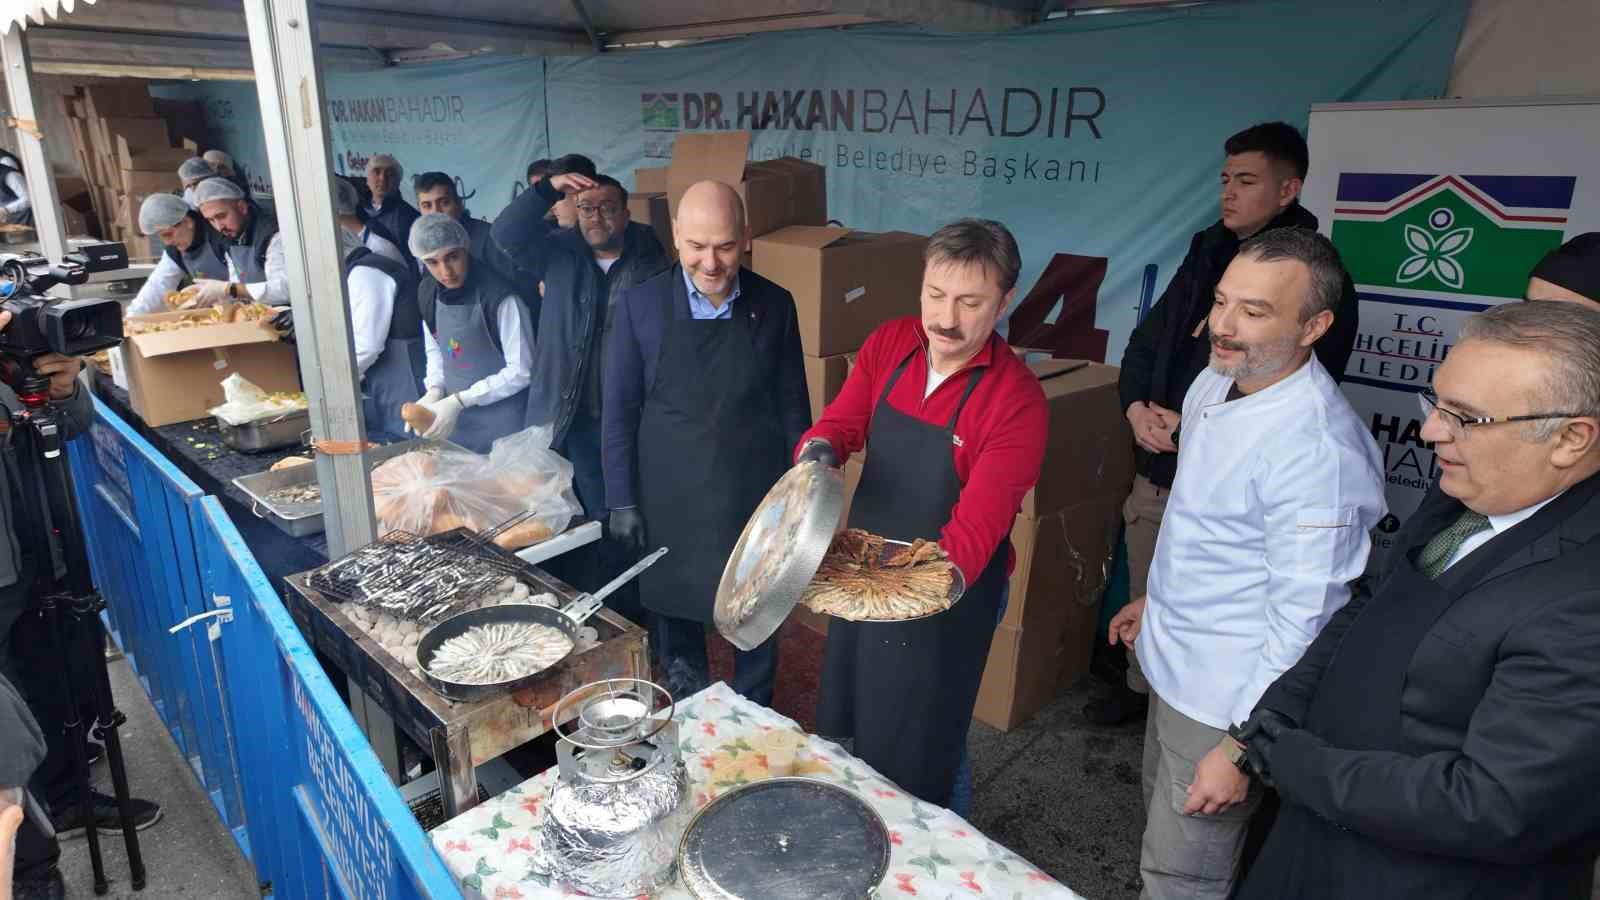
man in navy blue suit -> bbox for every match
[603,180,811,704]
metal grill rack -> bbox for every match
[306,529,528,622]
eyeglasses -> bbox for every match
[575,203,622,219]
[1417,387,1584,438]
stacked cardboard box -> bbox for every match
[754,226,926,419]
[973,359,1134,730]
[57,83,201,247]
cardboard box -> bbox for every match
[1020,359,1135,519]
[753,226,925,357]
[83,84,156,120]
[120,167,174,195]
[665,132,826,238]
[116,139,189,175]
[974,494,1123,730]
[626,192,674,259]
[802,353,853,424]
[121,312,301,427]
[634,166,668,194]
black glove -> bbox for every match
[608,508,647,556]
[797,439,839,468]
[1235,707,1296,787]
[271,308,295,344]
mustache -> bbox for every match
[1210,336,1247,352]
[929,326,964,341]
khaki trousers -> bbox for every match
[1122,474,1170,695]
[1139,693,1260,900]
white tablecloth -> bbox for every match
[431,681,1084,898]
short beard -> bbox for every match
[1209,334,1301,384]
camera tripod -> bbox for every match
[9,370,146,894]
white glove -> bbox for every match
[421,386,445,405]
[191,279,234,307]
[422,394,464,440]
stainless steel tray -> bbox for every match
[678,777,890,899]
[216,409,310,453]
[233,439,468,538]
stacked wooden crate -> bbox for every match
[57,83,204,248]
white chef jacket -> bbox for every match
[128,253,186,316]
[223,232,290,306]
[421,293,531,408]
[346,263,397,377]
[1137,357,1387,730]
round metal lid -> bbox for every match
[678,777,890,900]
[713,461,844,651]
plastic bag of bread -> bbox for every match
[367,426,579,547]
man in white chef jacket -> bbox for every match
[1109,227,1385,900]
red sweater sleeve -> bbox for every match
[793,323,897,462]
[940,372,1048,583]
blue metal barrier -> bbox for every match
[68,398,461,899]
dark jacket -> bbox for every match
[1117,202,1360,488]
[1245,475,1600,900]
[602,266,811,511]
[364,194,421,268]
[491,179,669,446]
[461,213,539,331]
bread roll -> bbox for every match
[492,520,554,550]
[270,455,313,472]
[401,403,435,433]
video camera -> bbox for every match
[0,252,123,394]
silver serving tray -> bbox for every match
[678,777,890,900]
[714,461,845,651]
[232,438,468,538]
[216,409,311,453]
[813,538,966,624]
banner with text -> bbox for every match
[1303,100,1600,546]
[546,0,1466,359]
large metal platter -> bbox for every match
[713,461,844,651]
[678,777,890,900]
[806,538,967,624]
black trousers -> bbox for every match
[2,580,70,881]
[652,614,780,708]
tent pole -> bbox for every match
[1,25,71,279]
[238,0,376,559]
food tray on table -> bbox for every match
[216,408,310,453]
[232,438,468,537]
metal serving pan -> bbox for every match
[678,777,891,900]
[216,409,311,453]
[232,438,468,538]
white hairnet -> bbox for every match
[368,153,403,180]
[193,177,245,205]
[331,178,361,217]
[202,149,235,175]
[138,193,190,235]
[178,157,213,181]
[409,213,469,262]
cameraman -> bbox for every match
[0,317,161,898]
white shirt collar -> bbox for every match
[1486,491,1564,536]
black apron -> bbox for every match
[637,275,787,623]
[816,352,1008,805]
[1239,509,1560,900]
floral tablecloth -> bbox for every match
[431,681,1084,899]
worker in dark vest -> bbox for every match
[0,151,32,228]
[413,170,537,324]
[330,178,423,440]
[128,193,231,315]
[193,177,287,307]
[364,153,420,269]
[408,213,534,453]
[796,219,1049,812]
[604,180,811,704]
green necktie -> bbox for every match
[1417,510,1491,579]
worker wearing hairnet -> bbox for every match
[410,213,534,452]
[193,177,288,307]
[178,156,214,208]
[128,192,231,315]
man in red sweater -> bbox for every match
[796,219,1048,810]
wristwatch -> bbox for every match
[1218,735,1249,773]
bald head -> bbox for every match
[675,180,748,305]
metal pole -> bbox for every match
[238,0,375,557]
[0,25,71,276]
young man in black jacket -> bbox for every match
[1089,121,1360,725]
